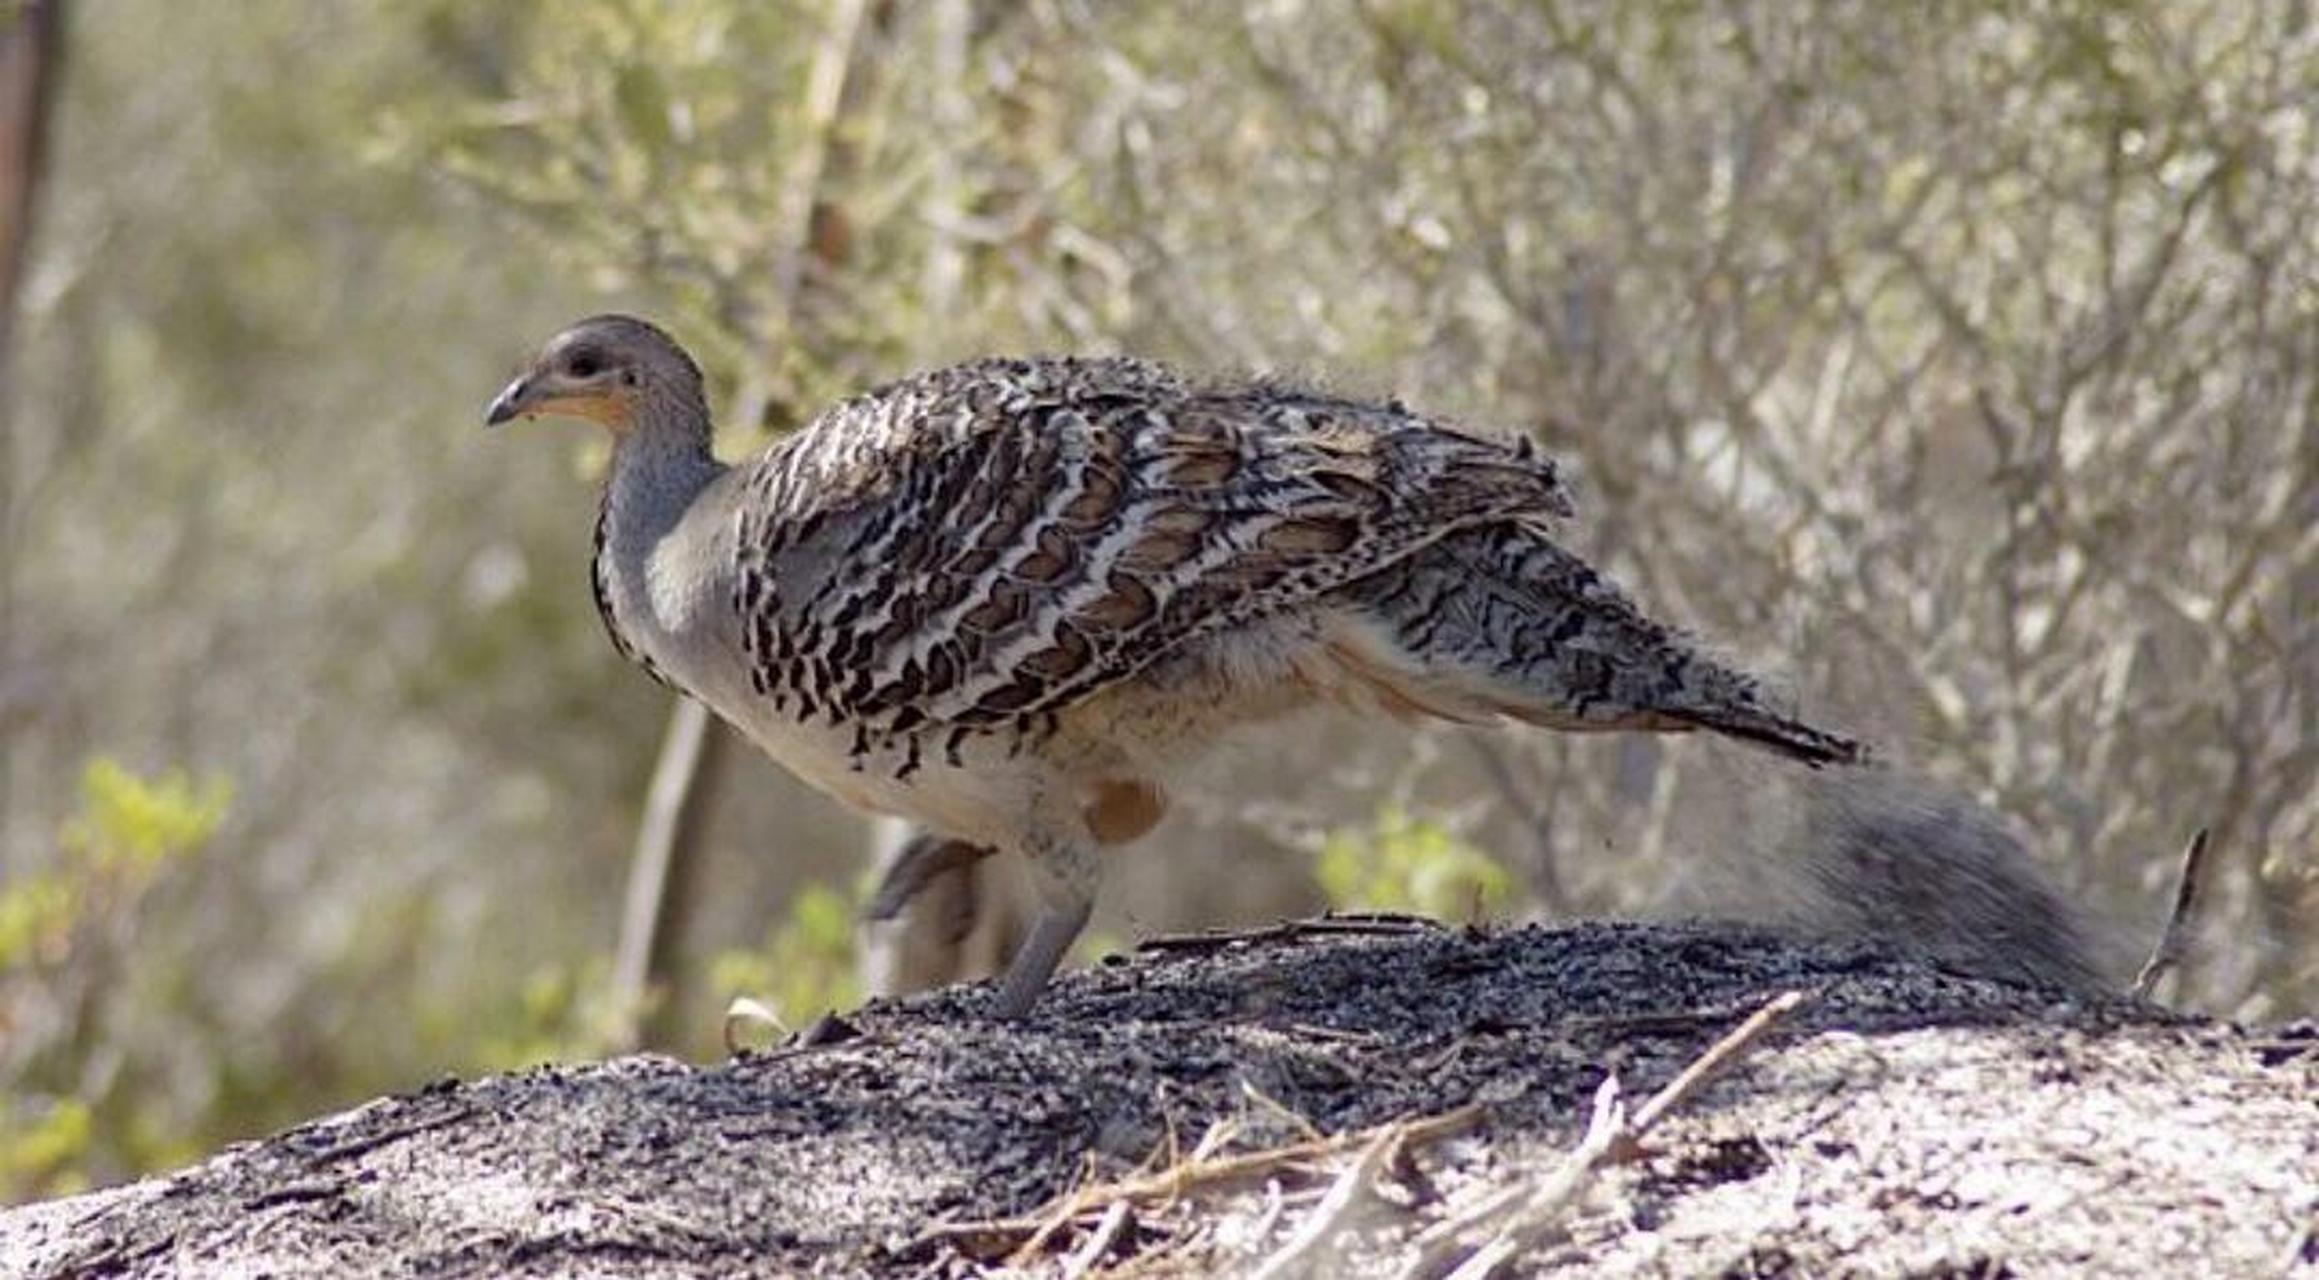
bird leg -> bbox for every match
[988,836,1098,1019]
[858,829,1001,999]
[862,833,996,926]
[989,898,1093,1019]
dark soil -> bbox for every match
[3,919,2312,1277]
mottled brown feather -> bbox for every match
[727,357,1575,758]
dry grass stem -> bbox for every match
[2133,827,2216,1001]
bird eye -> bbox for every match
[567,352,603,379]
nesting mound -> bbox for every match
[4,919,2312,1277]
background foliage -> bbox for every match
[2,0,2310,1198]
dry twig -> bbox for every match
[1009,1152,1108,1264]
[1623,989,1810,1143]
[1136,914,1443,955]
[1249,1127,1404,1279]
[1059,1200,1133,1279]
[1402,989,1811,1279]
[916,1104,1483,1263]
[2133,827,2214,1001]
[1438,1078,1626,1280]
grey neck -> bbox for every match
[606,431,721,540]
[601,381,723,549]
[598,390,728,629]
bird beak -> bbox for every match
[484,376,531,428]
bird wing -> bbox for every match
[732,358,1574,753]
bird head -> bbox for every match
[485,314,707,435]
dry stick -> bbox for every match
[1403,990,1811,1280]
[2133,826,2215,1001]
[1401,1083,1623,1280]
[2275,1196,2317,1275]
[1250,1128,1404,1280]
[1439,1079,1626,1280]
[1245,1179,1289,1253]
[1136,914,1440,955]
[1059,1200,1133,1280]
[1008,1152,1108,1264]
[1189,1117,1243,1164]
[1622,989,1810,1144]
[1404,1183,1524,1256]
[922,1104,1484,1256]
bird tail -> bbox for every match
[1690,768,2114,992]
[1330,523,1865,767]
[1659,686,1866,768]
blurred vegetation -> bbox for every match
[1316,805,1512,922]
[2,759,229,1200]
[2,0,2310,1200]
[707,882,859,1033]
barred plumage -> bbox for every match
[491,315,1864,1017]
[725,356,1577,763]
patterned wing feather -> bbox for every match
[732,358,1572,755]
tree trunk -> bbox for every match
[608,0,876,1045]
[608,698,727,1050]
[0,0,66,864]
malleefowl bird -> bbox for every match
[487,314,1863,1017]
